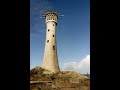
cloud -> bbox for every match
[62,55,90,74]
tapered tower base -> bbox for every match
[42,11,61,73]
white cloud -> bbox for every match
[62,55,90,74]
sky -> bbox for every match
[30,0,90,74]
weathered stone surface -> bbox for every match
[42,12,60,73]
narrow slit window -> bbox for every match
[48,29,50,32]
[53,24,54,26]
[53,35,54,37]
[47,40,49,43]
[53,46,55,50]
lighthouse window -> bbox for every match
[53,46,55,50]
[48,29,50,32]
[47,40,49,43]
[53,24,54,26]
[53,35,54,37]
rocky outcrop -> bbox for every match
[30,66,90,90]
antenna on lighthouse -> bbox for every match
[40,10,64,19]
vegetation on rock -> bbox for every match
[30,66,90,90]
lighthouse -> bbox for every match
[42,11,61,73]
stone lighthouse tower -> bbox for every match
[42,11,61,73]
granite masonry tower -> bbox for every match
[42,11,62,73]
